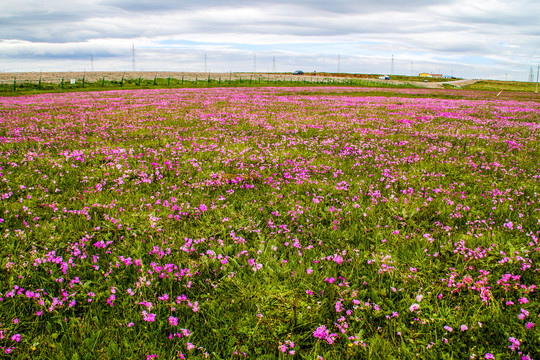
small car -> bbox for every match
[293,70,304,75]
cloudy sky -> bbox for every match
[1,0,539,80]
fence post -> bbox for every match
[38,78,41,90]
[13,78,16,92]
[167,76,170,86]
[207,75,210,84]
[61,78,64,89]
[138,77,141,86]
[102,77,105,87]
[121,75,124,87]
[153,75,157,86]
[181,75,184,85]
[82,75,85,88]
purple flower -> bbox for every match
[142,311,156,322]
[11,334,21,342]
[313,325,329,340]
[169,316,178,326]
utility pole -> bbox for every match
[204,52,207,73]
[391,55,394,75]
[337,54,341,73]
[534,64,540,94]
[272,56,276,72]
[253,52,256,73]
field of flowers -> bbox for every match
[0,86,539,359]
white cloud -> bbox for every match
[0,0,539,80]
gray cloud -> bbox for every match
[106,0,456,14]
[0,0,538,80]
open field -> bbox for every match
[0,86,539,359]
[0,72,480,91]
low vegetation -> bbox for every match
[0,86,539,359]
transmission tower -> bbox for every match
[272,57,276,72]
[253,53,256,73]
[391,55,394,75]
[132,44,135,71]
[534,64,540,94]
[337,54,341,73]
[528,66,534,82]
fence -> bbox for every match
[0,72,415,93]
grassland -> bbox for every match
[0,86,539,359]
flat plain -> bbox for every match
[0,85,539,359]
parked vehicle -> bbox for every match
[378,75,390,80]
[293,70,304,75]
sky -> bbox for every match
[1,0,539,80]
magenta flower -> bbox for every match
[313,325,328,340]
[142,311,156,322]
[11,334,21,342]
[518,308,529,320]
[169,316,178,326]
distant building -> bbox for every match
[419,73,443,78]
[443,75,452,78]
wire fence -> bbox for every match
[0,72,416,93]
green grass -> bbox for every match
[0,76,417,96]
[0,86,538,359]
[462,80,539,92]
